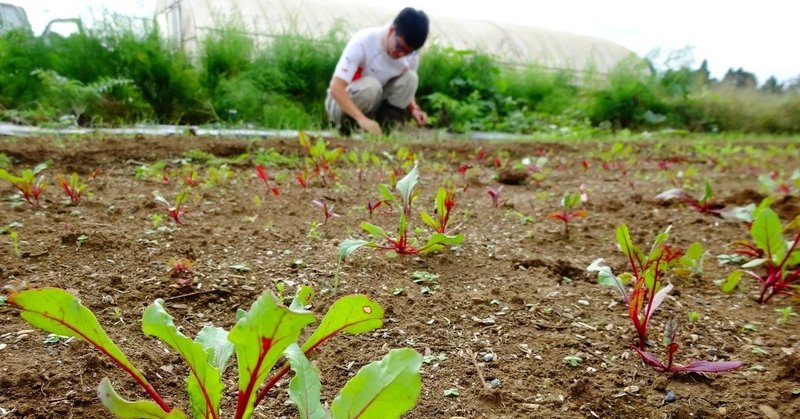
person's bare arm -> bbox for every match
[330,77,381,135]
[407,99,428,127]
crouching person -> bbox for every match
[325,7,430,136]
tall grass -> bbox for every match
[0,15,797,134]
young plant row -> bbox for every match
[8,286,422,418]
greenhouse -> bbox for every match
[154,0,635,75]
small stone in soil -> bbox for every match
[663,390,676,404]
[489,378,501,388]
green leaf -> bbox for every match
[722,270,743,293]
[290,285,315,311]
[330,348,422,419]
[419,233,464,254]
[435,187,447,219]
[395,163,419,207]
[378,184,396,204]
[419,211,438,230]
[229,292,316,419]
[98,378,187,419]
[301,295,383,353]
[195,326,235,373]
[752,209,787,263]
[615,224,643,268]
[646,225,672,264]
[359,222,388,239]
[338,238,372,261]
[284,343,330,419]
[142,299,224,419]
[9,289,157,403]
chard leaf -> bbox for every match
[378,184,396,204]
[655,188,686,202]
[650,283,673,314]
[647,225,672,264]
[338,238,372,261]
[290,285,315,311]
[741,258,767,268]
[195,326,235,374]
[721,270,743,293]
[673,360,743,373]
[588,258,628,302]
[419,233,464,254]
[142,300,224,419]
[330,348,422,419]
[284,343,330,419]
[419,211,438,230]
[435,187,447,219]
[229,292,316,419]
[752,209,786,263]
[301,295,384,353]
[616,224,643,269]
[98,378,187,419]
[360,222,388,239]
[395,163,419,207]
[9,289,163,407]
[720,204,756,223]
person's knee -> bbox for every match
[350,77,383,104]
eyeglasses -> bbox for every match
[393,32,414,56]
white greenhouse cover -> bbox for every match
[154,0,635,75]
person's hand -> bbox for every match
[411,107,428,127]
[357,117,382,136]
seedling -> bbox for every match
[420,187,456,234]
[486,185,503,207]
[548,192,588,236]
[57,173,87,205]
[312,199,339,225]
[307,221,322,240]
[737,208,800,303]
[563,355,582,368]
[674,242,706,277]
[655,181,723,216]
[0,163,48,206]
[168,257,194,287]
[182,169,201,187]
[687,310,700,323]
[366,200,385,218]
[631,317,742,374]
[1,225,22,258]
[9,287,422,419]
[589,225,681,350]
[338,164,464,258]
[255,165,280,196]
[298,130,343,184]
[775,306,797,325]
[155,191,189,224]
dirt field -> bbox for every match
[0,134,798,418]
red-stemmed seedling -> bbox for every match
[339,163,464,258]
[547,192,588,236]
[421,187,456,234]
[487,185,503,208]
[589,225,740,374]
[630,317,742,374]
[58,173,87,205]
[0,163,48,206]
[655,181,723,216]
[255,165,280,196]
[168,257,194,287]
[312,199,340,225]
[155,191,189,224]
[737,208,800,304]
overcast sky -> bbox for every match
[19,0,799,84]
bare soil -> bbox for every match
[0,134,798,419]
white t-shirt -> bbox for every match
[332,25,420,86]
